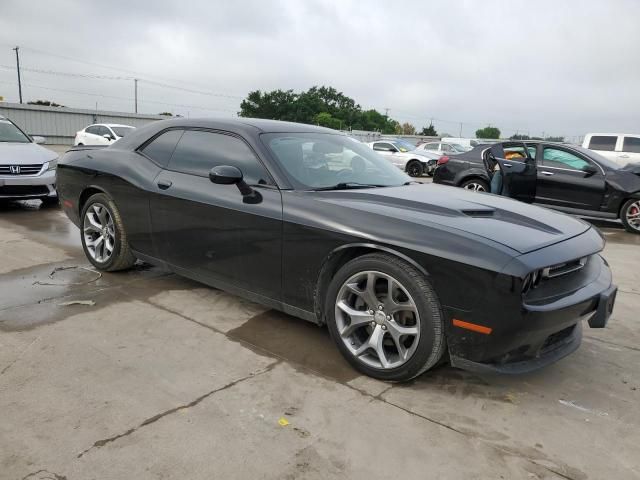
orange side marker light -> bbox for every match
[452,319,492,335]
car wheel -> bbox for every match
[325,253,445,382]
[406,161,423,177]
[620,199,640,234]
[460,178,489,192]
[81,193,136,271]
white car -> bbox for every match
[0,115,58,204]
[415,141,468,155]
[367,139,439,177]
[583,133,640,165]
[74,124,136,146]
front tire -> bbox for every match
[81,193,136,271]
[406,161,424,177]
[620,199,640,234]
[325,253,445,382]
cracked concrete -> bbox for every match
[1,201,639,479]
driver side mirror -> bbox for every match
[209,165,243,185]
[103,134,114,141]
[583,164,598,176]
[209,165,258,200]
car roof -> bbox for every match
[98,123,136,128]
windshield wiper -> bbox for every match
[312,182,387,191]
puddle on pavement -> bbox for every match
[228,310,359,383]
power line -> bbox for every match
[0,80,238,114]
[1,44,244,99]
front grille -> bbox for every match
[0,164,43,176]
[0,185,49,196]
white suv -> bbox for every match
[583,133,640,165]
[74,124,135,146]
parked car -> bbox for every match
[57,118,616,381]
[582,133,640,165]
[366,139,438,176]
[441,137,481,150]
[74,124,135,146]
[433,140,640,233]
[0,115,58,204]
[414,141,467,155]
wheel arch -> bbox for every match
[313,243,430,325]
[457,173,490,188]
[78,185,109,216]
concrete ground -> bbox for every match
[0,198,639,480]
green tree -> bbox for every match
[510,133,530,140]
[476,126,501,139]
[238,86,399,133]
[420,124,437,136]
[158,112,173,116]
[401,122,416,135]
[545,136,565,142]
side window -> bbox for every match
[442,144,453,152]
[168,130,272,185]
[622,136,640,153]
[85,126,99,135]
[373,142,394,152]
[588,135,617,151]
[542,148,591,171]
[526,146,537,159]
[423,143,438,151]
[140,129,184,167]
[504,146,528,159]
[96,126,109,137]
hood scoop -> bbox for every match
[462,209,495,218]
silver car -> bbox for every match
[367,139,440,177]
[0,116,58,204]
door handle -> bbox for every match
[502,163,512,167]
[541,171,554,176]
[157,179,173,190]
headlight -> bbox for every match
[45,159,58,171]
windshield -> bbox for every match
[263,133,411,190]
[0,119,30,143]
[393,139,416,152]
[449,143,467,152]
[111,126,135,138]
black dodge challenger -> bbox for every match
[56,119,617,381]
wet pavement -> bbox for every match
[1,200,639,479]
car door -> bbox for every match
[149,129,283,300]
[84,125,102,145]
[92,126,110,145]
[488,142,537,203]
[535,145,606,210]
[620,135,640,164]
[372,142,403,168]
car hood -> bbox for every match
[313,184,591,254]
[0,142,58,165]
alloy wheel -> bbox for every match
[335,271,420,369]
[83,203,115,263]
[463,182,486,192]
[626,200,640,231]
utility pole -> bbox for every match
[13,46,23,104]
[384,107,389,118]
[459,122,462,137]
[134,78,138,113]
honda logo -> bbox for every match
[9,165,20,174]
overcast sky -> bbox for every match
[1,0,638,139]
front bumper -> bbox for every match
[446,254,616,374]
[0,169,57,199]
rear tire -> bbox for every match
[620,199,640,234]
[81,193,136,271]
[325,253,445,382]
[460,178,489,192]
[406,161,424,177]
